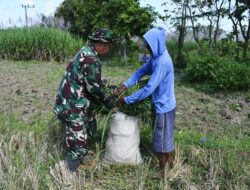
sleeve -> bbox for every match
[125,62,168,105]
[83,61,109,102]
[123,59,152,88]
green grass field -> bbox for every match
[0,60,249,189]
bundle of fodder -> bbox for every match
[118,79,154,125]
[92,79,154,125]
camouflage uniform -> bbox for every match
[53,44,113,160]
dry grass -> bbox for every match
[1,125,249,189]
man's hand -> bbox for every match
[113,84,127,97]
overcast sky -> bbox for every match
[0,0,63,27]
[0,0,239,33]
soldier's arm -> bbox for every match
[83,61,110,103]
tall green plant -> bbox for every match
[0,27,83,62]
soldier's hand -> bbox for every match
[113,84,127,97]
[103,96,116,109]
[102,79,108,87]
[108,85,118,90]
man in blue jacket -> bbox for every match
[114,27,176,175]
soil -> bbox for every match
[0,60,63,123]
[0,60,249,131]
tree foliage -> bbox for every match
[226,0,250,61]
[162,0,189,68]
[162,0,249,61]
[55,0,157,39]
[55,0,100,37]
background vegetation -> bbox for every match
[0,27,83,62]
[185,50,250,91]
[0,27,249,91]
[54,0,157,38]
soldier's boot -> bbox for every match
[65,156,80,172]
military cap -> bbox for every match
[88,29,114,43]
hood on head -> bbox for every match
[143,27,166,58]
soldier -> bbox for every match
[53,29,116,172]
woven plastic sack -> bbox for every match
[104,112,142,164]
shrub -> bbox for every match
[166,41,198,69]
[185,51,250,91]
[217,38,239,58]
[176,51,187,69]
[0,27,83,62]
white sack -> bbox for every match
[104,112,142,164]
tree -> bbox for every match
[186,0,227,48]
[55,0,101,37]
[54,0,157,61]
[55,0,157,39]
[227,0,241,59]
[235,0,250,61]
[162,0,189,68]
[93,0,157,61]
[225,0,250,61]
[176,0,189,68]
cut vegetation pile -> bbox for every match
[93,79,153,125]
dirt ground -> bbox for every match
[0,60,249,131]
[0,60,64,123]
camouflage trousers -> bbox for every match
[57,109,96,160]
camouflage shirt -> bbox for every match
[53,44,109,117]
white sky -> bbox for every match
[0,0,245,33]
[0,0,62,27]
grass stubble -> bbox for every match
[0,60,249,189]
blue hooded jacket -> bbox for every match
[124,27,176,113]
